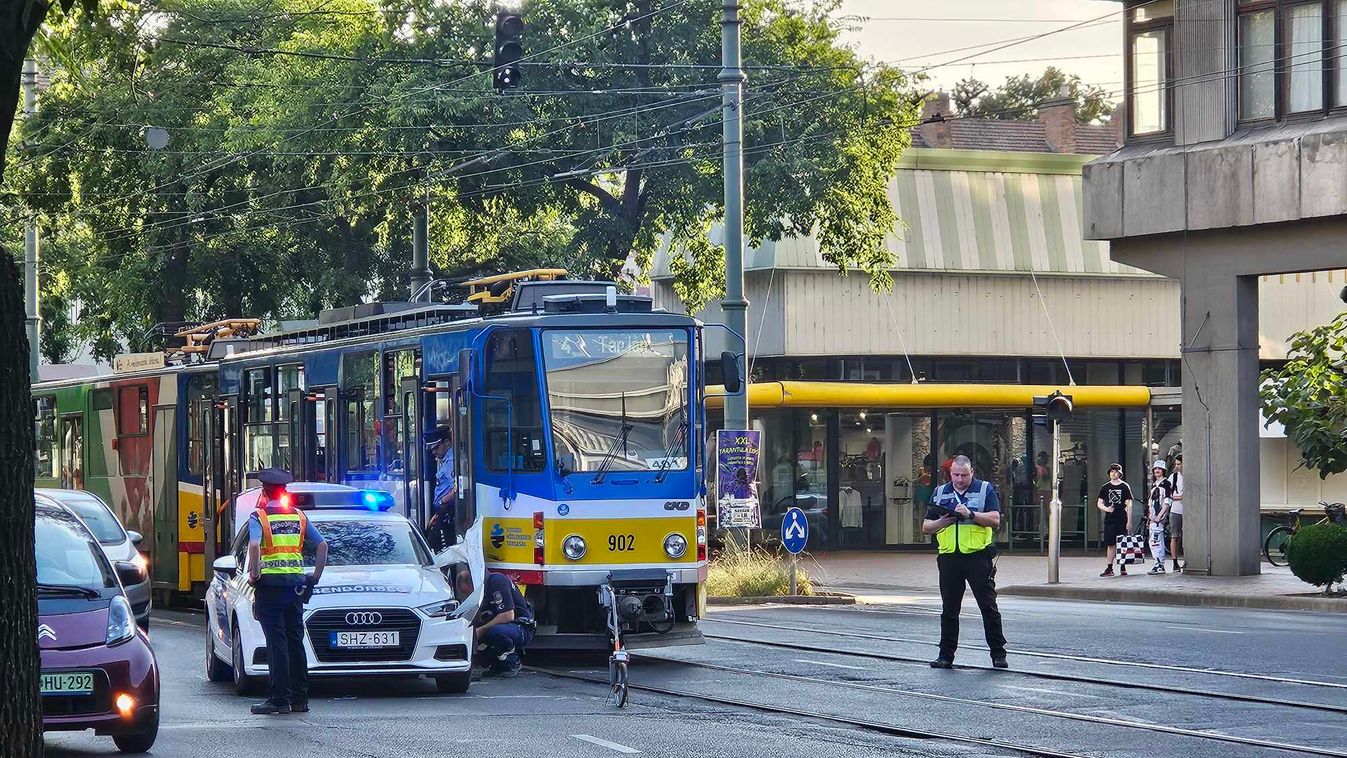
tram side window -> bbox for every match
[244,368,277,472]
[87,390,113,477]
[117,386,149,436]
[343,352,379,474]
[483,330,545,472]
[35,397,57,478]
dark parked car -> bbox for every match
[37,489,151,629]
[37,500,159,753]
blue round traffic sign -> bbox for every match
[781,506,809,554]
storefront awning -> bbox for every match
[706,381,1151,409]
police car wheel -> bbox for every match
[205,630,232,683]
[434,671,471,694]
[231,626,260,696]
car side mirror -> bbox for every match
[114,560,146,587]
[127,530,143,546]
[213,555,238,578]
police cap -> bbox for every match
[423,424,453,447]
[256,468,295,487]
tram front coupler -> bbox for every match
[599,569,675,634]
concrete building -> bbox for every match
[653,85,1345,556]
[1083,0,1347,576]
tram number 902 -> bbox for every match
[608,534,636,552]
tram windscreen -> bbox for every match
[543,329,691,474]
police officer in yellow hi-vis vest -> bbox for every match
[247,469,328,715]
[922,455,1008,670]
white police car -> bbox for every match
[204,483,484,695]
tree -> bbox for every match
[952,66,1114,125]
[1261,312,1347,479]
[2,0,74,749]
[10,0,923,352]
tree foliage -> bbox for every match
[1261,312,1347,479]
[1286,523,1347,591]
[6,0,921,357]
[951,66,1114,124]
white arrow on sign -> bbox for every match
[785,512,807,540]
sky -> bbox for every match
[834,0,1124,102]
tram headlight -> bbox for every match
[663,533,688,559]
[562,535,587,561]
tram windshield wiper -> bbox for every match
[654,418,688,484]
[591,424,633,485]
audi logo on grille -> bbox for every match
[345,611,383,625]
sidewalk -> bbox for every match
[803,551,1346,613]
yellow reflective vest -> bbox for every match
[930,480,997,554]
[256,507,308,575]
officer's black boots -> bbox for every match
[929,657,953,669]
[251,700,291,715]
[992,656,1009,669]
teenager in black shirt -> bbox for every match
[1096,463,1134,577]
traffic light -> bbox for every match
[1034,391,1074,422]
[493,11,524,92]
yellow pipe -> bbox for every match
[706,381,1151,409]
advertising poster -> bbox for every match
[716,430,762,529]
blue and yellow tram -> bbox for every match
[34,272,710,649]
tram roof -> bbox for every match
[33,361,215,392]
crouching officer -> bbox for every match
[456,570,535,678]
[247,468,328,714]
[922,455,1008,670]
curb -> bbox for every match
[708,593,856,606]
[1000,584,1347,613]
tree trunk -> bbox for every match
[0,249,42,756]
[1,2,52,753]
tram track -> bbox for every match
[698,630,1347,715]
[527,665,1091,758]
[705,617,1347,692]
[604,655,1347,758]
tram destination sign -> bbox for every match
[112,352,166,373]
[716,429,761,529]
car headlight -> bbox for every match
[664,533,688,559]
[131,552,148,575]
[562,535,586,561]
[107,596,135,646]
[417,599,462,619]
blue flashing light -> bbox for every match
[361,490,395,511]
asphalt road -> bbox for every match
[42,594,1347,757]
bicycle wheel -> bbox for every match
[608,660,629,708]
[1264,526,1293,567]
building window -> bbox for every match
[1238,1,1344,121]
[1126,1,1173,136]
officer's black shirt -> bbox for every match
[479,572,533,625]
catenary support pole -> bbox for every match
[1048,419,1062,584]
[23,59,40,381]
[720,0,750,550]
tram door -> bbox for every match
[201,401,220,569]
[208,396,240,555]
[400,377,425,528]
[287,388,308,481]
[451,351,476,538]
[306,387,336,483]
[149,405,179,589]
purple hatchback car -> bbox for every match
[37,500,160,753]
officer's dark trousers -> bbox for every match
[937,550,1007,660]
[256,583,308,706]
[479,622,533,667]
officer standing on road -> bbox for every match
[922,455,1008,670]
[456,570,535,679]
[247,468,328,715]
[425,425,457,552]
